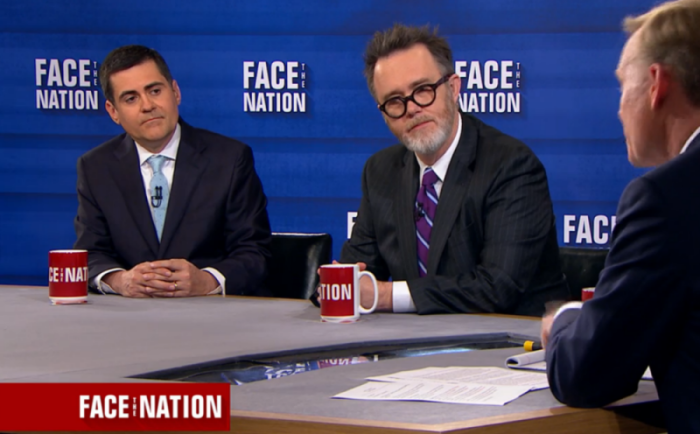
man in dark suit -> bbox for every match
[542,1,700,431]
[74,45,271,297]
[340,24,568,316]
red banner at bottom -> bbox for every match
[0,383,230,431]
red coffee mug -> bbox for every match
[581,287,595,302]
[318,264,378,323]
[48,249,88,305]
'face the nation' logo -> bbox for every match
[35,58,100,110]
[455,60,521,114]
[242,61,307,113]
[49,266,88,283]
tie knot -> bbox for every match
[147,155,168,174]
[422,167,439,187]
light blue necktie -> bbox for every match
[146,155,170,241]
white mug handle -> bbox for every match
[358,270,378,314]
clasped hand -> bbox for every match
[103,259,218,298]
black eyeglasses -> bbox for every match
[378,74,452,119]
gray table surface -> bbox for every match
[0,285,658,426]
[232,347,658,426]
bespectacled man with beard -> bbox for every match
[338,24,568,316]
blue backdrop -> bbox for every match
[0,0,656,285]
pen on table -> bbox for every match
[523,340,542,351]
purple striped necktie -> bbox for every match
[415,167,439,277]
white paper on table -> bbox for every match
[333,380,532,406]
[505,350,653,381]
[367,366,549,391]
[506,350,546,371]
[513,360,547,371]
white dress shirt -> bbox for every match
[679,125,700,154]
[392,115,463,312]
[95,124,225,295]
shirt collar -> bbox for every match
[417,114,462,183]
[135,123,181,165]
[680,125,700,154]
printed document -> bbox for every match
[333,366,548,406]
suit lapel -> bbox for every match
[397,151,421,279]
[427,113,477,273]
[112,135,160,256]
[157,122,207,257]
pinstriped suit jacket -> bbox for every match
[341,113,568,316]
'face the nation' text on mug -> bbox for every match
[318,264,378,323]
[48,249,88,305]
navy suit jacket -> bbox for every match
[74,120,272,296]
[341,113,568,316]
[546,136,700,433]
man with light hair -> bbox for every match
[542,1,700,431]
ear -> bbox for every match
[649,63,670,110]
[172,80,182,105]
[448,73,461,103]
[104,100,120,125]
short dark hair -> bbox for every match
[99,45,173,103]
[363,24,455,100]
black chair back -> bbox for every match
[264,232,332,300]
[558,246,609,301]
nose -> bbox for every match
[405,98,422,117]
[141,94,156,112]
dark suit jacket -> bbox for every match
[546,137,700,433]
[341,113,568,316]
[74,120,272,296]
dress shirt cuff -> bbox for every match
[392,281,416,313]
[94,268,125,294]
[203,267,225,296]
[553,301,583,321]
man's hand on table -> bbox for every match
[315,261,393,312]
[357,262,392,312]
[540,301,567,348]
[104,259,217,298]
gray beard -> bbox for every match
[403,115,454,156]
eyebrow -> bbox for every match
[117,81,166,100]
[381,77,433,101]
